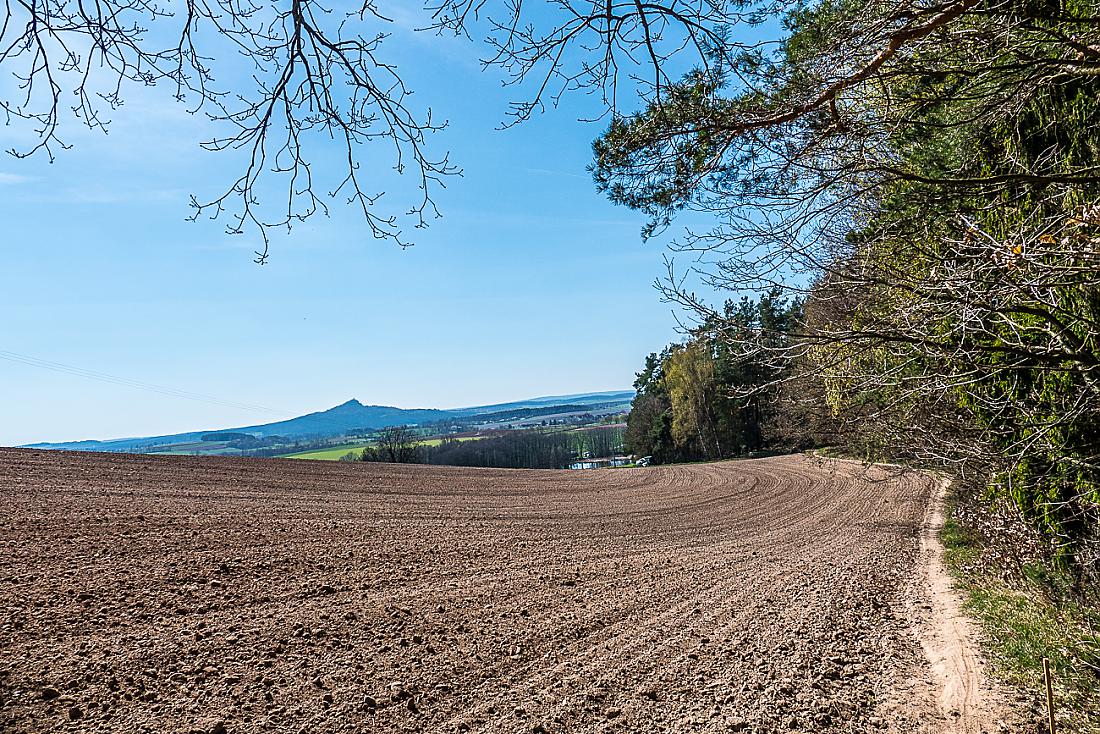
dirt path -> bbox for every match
[0,449,1002,733]
[894,480,1017,734]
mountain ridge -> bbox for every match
[20,390,635,452]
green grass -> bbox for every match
[280,444,368,460]
[416,436,485,447]
[940,516,983,569]
[940,508,1100,732]
[279,435,484,461]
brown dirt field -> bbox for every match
[0,448,984,733]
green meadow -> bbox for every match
[280,436,482,461]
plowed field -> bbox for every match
[0,449,941,733]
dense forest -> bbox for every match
[352,425,626,470]
[610,0,1099,600]
[626,290,804,463]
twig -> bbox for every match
[1043,657,1056,734]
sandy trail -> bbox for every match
[897,479,1016,734]
[0,449,1006,733]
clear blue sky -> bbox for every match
[0,14,694,446]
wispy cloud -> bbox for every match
[61,186,184,204]
[381,4,427,31]
[191,240,261,252]
[524,167,589,180]
[9,185,187,205]
[0,172,32,185]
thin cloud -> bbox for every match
[0,172,32,185]
[524,167,589,180]
[191,240,261,252]
[12,186,187,204]
[63,187,183,204]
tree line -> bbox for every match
[604,0,1099,591]
[350,425,626,470]
[626,290,804,464]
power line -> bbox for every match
[0,349,288,416]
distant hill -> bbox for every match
[21,390,634,453]
[447,390,635,417]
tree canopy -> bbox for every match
[609,0,1100,587]
[625,289,803,463]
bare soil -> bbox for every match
[875,478,1024,734]
[0,449,1000,733]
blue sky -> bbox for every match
[0,11,700,445]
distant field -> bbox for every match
[280,436,483,461]
[147,440,231,454]
[279,444,367,461]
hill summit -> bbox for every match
[21,390,635,453]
